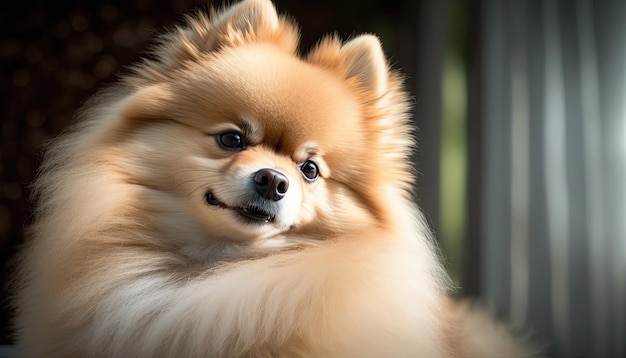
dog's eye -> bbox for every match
[217,131,246,151]
[299,160,319,182]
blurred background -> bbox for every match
[1,0,624,357]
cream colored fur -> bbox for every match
[13,0,536,356]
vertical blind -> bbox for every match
[480,0,626,356]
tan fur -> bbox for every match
[13,0,536,356]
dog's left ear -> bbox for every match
[339,35,415,208]
[340,35,388,98]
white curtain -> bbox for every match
[480,0,626,356]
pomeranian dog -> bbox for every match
[13,0,536,356]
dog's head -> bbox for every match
[110,0,413,246]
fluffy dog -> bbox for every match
[13,0,535,356]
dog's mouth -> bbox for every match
[205,192,276,223]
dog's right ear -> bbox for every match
[209,0,299,51]
[134,0,297,83]
[211,0,280,41]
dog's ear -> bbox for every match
[212,0,280,39]
[308,35,388,98]
[309,34,415,208]
[210,0,299,51]
[339,36,415,224]
[340,35,388,98]
[132,0,297,84]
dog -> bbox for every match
[13,0,536,356]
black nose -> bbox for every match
[253,168,289,201]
